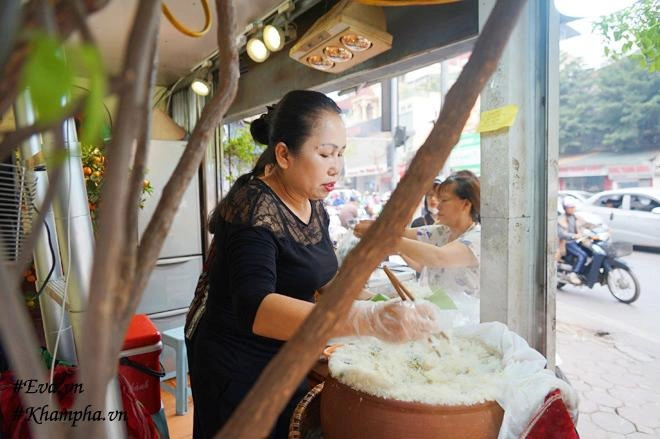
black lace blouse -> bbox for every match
[196,178,338,382]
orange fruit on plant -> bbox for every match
[143,179,150,189]
[92,156,102,164]
[83,166,92,176]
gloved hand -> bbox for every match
[347,299,441,343]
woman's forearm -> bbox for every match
[252,293,363,341]
[396,237,477,269]
[399,252,422,272]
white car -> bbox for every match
[581,188,660,248]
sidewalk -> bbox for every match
[556,320,660,438]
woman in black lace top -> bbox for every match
[188,90,440,438]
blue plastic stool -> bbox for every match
[160,326,191,415]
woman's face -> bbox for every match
[435,184,471,225]
[284,111,346,200]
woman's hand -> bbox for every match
[348,299,441,343]
[353,220,374,238]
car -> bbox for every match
[580,188,660,248]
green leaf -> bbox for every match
[20,34,73,122]
[427,287,457,310]
[369,293,390,302]
[66,43,107,145]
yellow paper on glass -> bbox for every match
[477,105,519,133]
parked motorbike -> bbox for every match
[557,227,640,303]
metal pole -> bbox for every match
[44,96,125,438]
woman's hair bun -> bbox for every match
[250,116,270,145]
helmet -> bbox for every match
[562,197,578,208]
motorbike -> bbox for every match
[557,226,641,303]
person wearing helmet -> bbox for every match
[558,197,587,285]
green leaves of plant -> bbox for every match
[68,44,107,145]
[19,33,107,144]
[593,0,659,73]
[20,34,72,122]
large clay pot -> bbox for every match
[320,376,503,439]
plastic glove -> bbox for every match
[347,298,441,343]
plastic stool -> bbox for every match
[160,326,191,415]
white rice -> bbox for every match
[328,334,504,405]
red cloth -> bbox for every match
[0,366,160,438]
[521,389,579,438]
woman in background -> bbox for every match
[355,170,481,297]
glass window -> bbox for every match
[595,195,623,208]
[328,83,387,208]
[629,195,660,212]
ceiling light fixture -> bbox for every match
[263,24,285,52]
[246,36,270,62]
[289,0,393,74]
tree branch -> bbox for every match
[74,1,163,435]
[133,0,239,306]
[217,0,528,437]
[0,99,84,163]
[121,5,160,314]
[0,261,67,438]
[0,134,67,439]
[65,0,95,43]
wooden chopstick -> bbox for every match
[383,266,416,302]
[382,266,407,301]
[399,280,416,302]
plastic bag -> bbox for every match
[454,322,579,439]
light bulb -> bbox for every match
[306,55,334,70]
[263,24,285,52]
[340,34,372,52]
[190,79,210,96]
[323,46,353,63]
[246,37,270,62]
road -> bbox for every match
[557,248,660,351]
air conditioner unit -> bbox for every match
[288,0,393,74]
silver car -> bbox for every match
[581,188,660,248]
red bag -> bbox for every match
[521,389,579,438]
